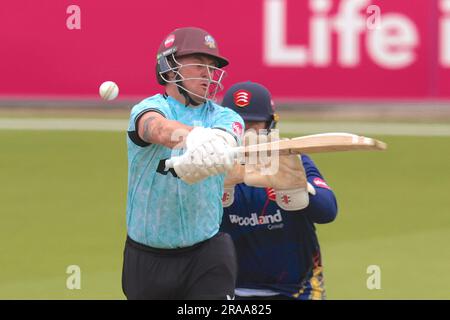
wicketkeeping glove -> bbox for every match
[222,163,245,207]
[243,131,314,211]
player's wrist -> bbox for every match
[275,187,310,211]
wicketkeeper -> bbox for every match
[220,81,338,300]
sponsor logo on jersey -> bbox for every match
[233,90,251,107]
[313,177,331,190]
[228,210,283,226]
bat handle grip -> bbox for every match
[226,147,238,158]
[227,147,244,165]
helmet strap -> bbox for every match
[267,117,278,133]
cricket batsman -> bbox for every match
[220,81,338,300]
[122,27,244,300]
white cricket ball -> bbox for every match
[99,81,119,100]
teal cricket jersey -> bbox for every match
[126,93,244,249]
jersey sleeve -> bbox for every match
[302,155,338,224]
[127,96,171,147]
[211,106,245,146]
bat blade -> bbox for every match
[240,133,387,155]
[164,133,387,169]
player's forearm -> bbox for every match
[306,187,338,224]
[141,116,192,149]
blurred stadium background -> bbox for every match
[1,0,449,299]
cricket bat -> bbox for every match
[242,132,387,155]
[165,132,387,169]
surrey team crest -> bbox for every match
[204,35,216,49]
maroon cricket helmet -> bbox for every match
[156,27,229,85]
[157,27,229,68]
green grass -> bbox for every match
[0,130,127,299]
[0,130,449,299]
[302,136,450,299]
